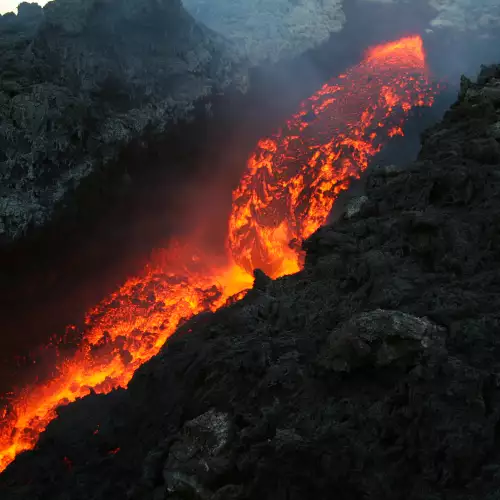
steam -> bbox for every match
[426,0,500,30]
[354,0,500,79]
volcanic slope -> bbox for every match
[0,35,434,472]
[3,66,500,499]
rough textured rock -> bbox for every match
[0,0,353,247]
[1,0,499,247]
[182,0,345,64]
[0,0,243,244]
[344,194,368,219]
[3,63,500,500]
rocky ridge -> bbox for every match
[0,0,350,246]
[2,64,500,499]
[0,0,241,244]
[427,0,500,31]
[2,0,500,247]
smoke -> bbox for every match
[348,0,500,79]
[425,30,500,82]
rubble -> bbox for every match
[0,0,241,244]
[2,0,500,247]
[182,0,345,64]
[2,62,500,499]
[0,0,352,246]
[344,195,368,219]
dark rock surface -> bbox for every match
[3,63,500,500]
[1,0,499,251]
[0,0,242,245]
[0,0,357,247]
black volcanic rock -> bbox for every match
[0,0,241,245]
[3,65,500,499]
[0,0,354,247]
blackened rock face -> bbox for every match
[3,63,500,500]
[2,0,500,250]
[0,0,239,246]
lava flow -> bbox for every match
[0,35,437,472]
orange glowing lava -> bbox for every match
[0,35,437,472]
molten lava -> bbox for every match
[229,35,435,277]
[0,35,437,472]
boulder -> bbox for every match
[317,309,446,373]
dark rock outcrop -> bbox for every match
[0,0,354,247]
[3,61,500,500]
[0,0,243,244]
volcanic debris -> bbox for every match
[3,65,500,500]
[0,0,241,245]
[0,0,353,247]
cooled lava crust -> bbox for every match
[2,63,500,499]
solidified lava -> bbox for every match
[0,35,437,472]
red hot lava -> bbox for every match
[0,35,437,472]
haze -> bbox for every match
[0,0,49,15]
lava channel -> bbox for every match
[0,35,438,472]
